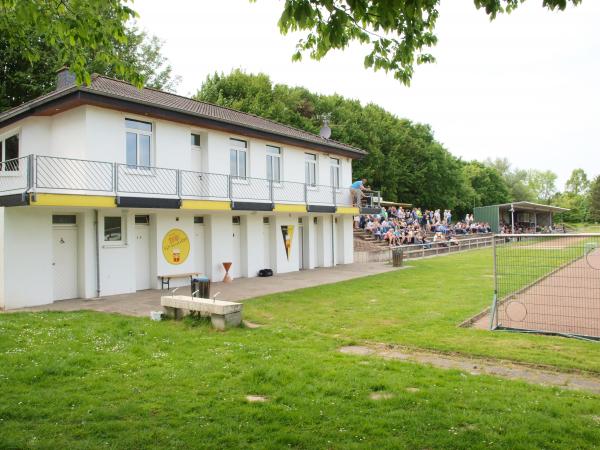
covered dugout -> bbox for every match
[473,201,569,233]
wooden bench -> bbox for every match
[160,295,243,330]
[157,273,202,290]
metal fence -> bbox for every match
[490,234,600,340]
[354,234,494,264]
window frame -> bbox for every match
[125,118,153,168]
[104,216,124,243]
[229,138,248,180]
[304,153,317,187]
[330,157,340,189]
[0,128,20,172]
[266,145,282,184]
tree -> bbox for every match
[0,0,142,85]
[527,170,558,204]
[484,158,535,202]
[0,21,178,112]
[462,161,511,207]
[565,168,590,196]
[271,0,582,85]
[589,176,600,223]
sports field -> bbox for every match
[1,248,600,449]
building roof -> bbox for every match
[0,74,367,158]
[492,201,569,213]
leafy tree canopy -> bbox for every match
[0,0,178,111]
[270,0,582,84]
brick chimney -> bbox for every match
[56,67,76,90]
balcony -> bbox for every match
[0,155,381,213]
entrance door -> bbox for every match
[298,224,304,269]
[262,218,271,269]
[135,219,151,290]
[52,227,78,300]
[231,217,242,278]
[194,219,206,275]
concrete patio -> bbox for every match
[8,261,401,317]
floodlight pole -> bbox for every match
[510,203,515,234]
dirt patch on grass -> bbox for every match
[369,392,394,400]
[245,395,268,403]
[340,344,600,395]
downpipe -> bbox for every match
[95,209,101,298]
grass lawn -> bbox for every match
[2,249,600,449]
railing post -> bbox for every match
[269,179,274,203]
[332,186,336,206]
[227,175,232,200]
[27,154,34,191]
[113,162,118,195]
[304,183,308,205]
[176,169,181,197]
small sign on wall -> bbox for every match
[162,228,190,265]
[280,225,294,260]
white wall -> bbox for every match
[2,208,53,308]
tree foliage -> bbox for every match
[588,176,600,223]
[270,0,582,85]
[195,70,513,216]
[0,0,178,111]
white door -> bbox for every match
[194,222,206,275]
[231,220,242,278]
[53,227,78,300]
[298,225,304,269]
[262,221,271,269]
[135,224,151,290]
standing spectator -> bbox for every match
[350,178,368,206]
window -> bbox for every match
[135,215,150,225]
[194,216,204,224]
[266,145,281,183]
[232,216,241,225]
[263,217,270,224]
[229,138,247,179]
[298,217,303,224]
[305,153,317,186]
[52,215,76,225]
[191,133,201,147]
[313,217,318,224]
[0,134,19,171]
[330,157,340,188]
[125,119,152,167]
[104,216,122,241]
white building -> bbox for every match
[0,70,378,309]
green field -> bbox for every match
[1,249,600,449]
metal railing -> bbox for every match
[0,156,30,193]
[36,155,113,192]
[3,154,380,209]
[116,163,178,196]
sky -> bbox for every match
[133,0,600,189]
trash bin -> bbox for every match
[392,248,404,267]
[191,276,211,298]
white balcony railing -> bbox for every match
[5,155,380,209]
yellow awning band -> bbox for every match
[273,203,307,213]
[31,193,116,208]
[180,200,231,211]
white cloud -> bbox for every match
[133,0,600,188]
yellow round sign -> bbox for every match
[162,228,190,265]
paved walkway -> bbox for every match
[10,262,400,317]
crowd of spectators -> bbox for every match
[355,207,492,248]
[499,223,566,234]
